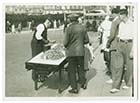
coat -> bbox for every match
[106,17,121,49]
[63,22,89,57]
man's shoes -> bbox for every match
[110,88,120,93]
[68,89,78,94]
[122,85,130,89]
[81,84,87,89]
[122,79,125,83]
[106,79,113,84]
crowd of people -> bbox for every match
[6,19,64,34]
[30,7,134,94]
[6,21,23,34]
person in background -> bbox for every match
[105,8,121,84]
[109,9,134,93]
[63,18,71,33]
[78,17,82,24]
[6,21,11,33]
[31,19,51,57]
[98,16,113,76]
[58,19,61,26]
[97,22,104,45]
[86,19,91,31]
[17,22,22,33]
[84,43,95,71]
[92,20,97,32]
[11,24,16,34]
[28,21,32,30]
[99,16,112,52]
[53,20,57,29]
[31,20,35,31]
[78,16,85,25]
[80,17,95,71]
[63,14,89,94]
[56,20,59,28]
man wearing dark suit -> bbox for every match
[63,14,89,94]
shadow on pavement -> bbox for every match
[37,68,97,91]
[86,68,97,84]
[38,70,69,91]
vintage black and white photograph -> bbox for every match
[5,3,137,98]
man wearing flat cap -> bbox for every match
[107,9,134,93]
[106,8,121,84]
[63,13,89,94]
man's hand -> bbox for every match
[104,48,110,52]
[44,40,49,44]
[129,49,133,59]
[42,38,49,44]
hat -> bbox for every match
[120,9,128,15]
[68,14,79,18]
[111,8,120,14]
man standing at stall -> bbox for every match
[31,19,51,57]
[63,14,89,94]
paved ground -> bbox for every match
[5,29,132,97]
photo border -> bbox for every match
[2,1,139,102]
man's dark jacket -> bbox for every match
[63,22,89,57]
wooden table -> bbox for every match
[25,52,67,93]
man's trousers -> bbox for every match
[67,56,86,89]
[110,40,133,89]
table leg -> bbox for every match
[32,70,38,90]
[35,80,38,90]
[58,67,62,94]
